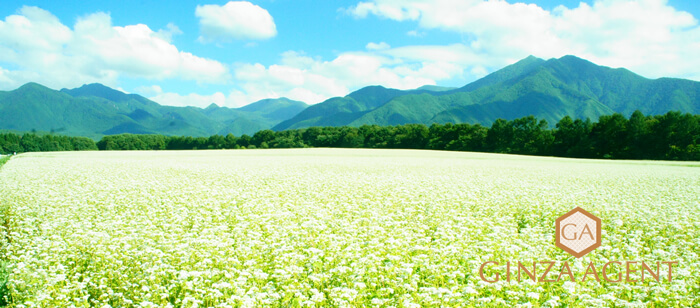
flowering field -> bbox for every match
[0,149,698,307]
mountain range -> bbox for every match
[1,55,698,139]
[0,83,307,139]
[275,55,699,130]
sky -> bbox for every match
[0,0,699,108]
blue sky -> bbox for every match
[1,0,699,107]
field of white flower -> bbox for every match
[0,149,698,307]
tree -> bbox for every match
[360,125,391,148]
[485,119,513,153]
[591,113,628,159]
[146,135,166,150]
[302,127,323,147]
[392,124,428,149]
[72,137,98,151]
[40,135,61,151]
[626,110,653,159]
[252,130,275,148]
[224,133,238,149]
[510,116,552,155]
[208,135,226,149]
[339,127,363,148]
[554,116,593,158]
[237,134,252,148]
[447,123,487,152]
[652,111,700,160]
[20,134,41,152]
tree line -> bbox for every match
[0,133,97,154]
[2,111,699,161]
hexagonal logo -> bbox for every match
[555,207,601,258]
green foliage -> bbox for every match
[4,110,698,161]
[0,260,8,307]
[0,156,10,169]
[553,116,593,157]
[93,111,700,161]
[0,133,97,154]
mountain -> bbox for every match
[275,55,700,130]
[274,84,463,130]
[416,85,458,92]
[2,55,699,139]
[0,83,307,139]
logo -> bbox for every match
[555,207,601,258]
[477,207,679,283]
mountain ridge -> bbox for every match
[1,55,698,139]
[274,55,699,130]
[0,83,308,139]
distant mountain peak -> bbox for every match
[520,55,544,63]
[238,97,307,113]
[551,54,594,66]
[59,83,161,107]
[456,55,546,92]
[61,83,129,100]
[77,83,112,90]
[17,82,51,92]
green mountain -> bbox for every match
[273,85,461,130]
[274,55,700,130]
[416,85,458,92]
[3,55,698,139]
[0,83,307,139]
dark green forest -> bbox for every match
[0,133,97,154]
[1,111,699,161]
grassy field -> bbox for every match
[0,149,698,307]
[0,156,10,169]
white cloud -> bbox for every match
[346,0,700,81]
[151,46,453,108]
[0,6,229,91]
[155,23,183,43]
[196,1,277,42]
[366,41,391,50]
[406,30,425,37]
[134,85,163,97]
[226,49,441,106]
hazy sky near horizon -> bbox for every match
[0,0,698,108]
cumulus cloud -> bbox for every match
[406,30,425,37]
[222,49,440,105]
[366,41,391,50]
[134,85,163,97]
[345,0,700,81]
[196,1,277,42]
[152,46,452,108]
[0,6,229,91]
[155,23,183,43]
